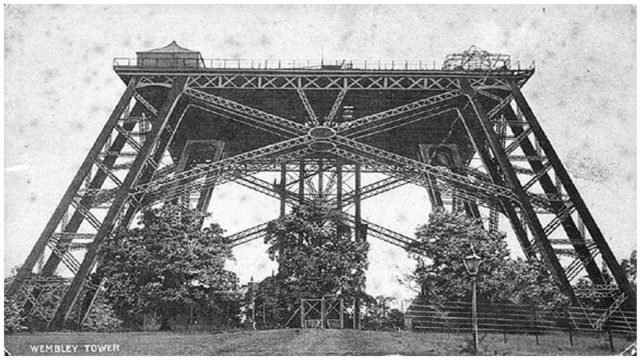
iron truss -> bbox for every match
[221,169,427,256]
[115,69,534,91]
[9,62,634,333]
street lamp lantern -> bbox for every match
[463,249,482,276]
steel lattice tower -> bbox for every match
[7,43,635,330]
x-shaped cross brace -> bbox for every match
[131,86,519,212]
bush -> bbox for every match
[4,297,26,333]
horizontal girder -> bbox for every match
[114,69,533,91]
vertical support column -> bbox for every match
[195,146,226,214]
[318,158,324,197]
[426,174,444,209]
[354,164,362,226]
[336,159,343,211]
[7,77,140,297]
[354,164,363,241]
[49,77,187,329]
[340,299,344,329]
[509,81,634,304]
[352,297,356,329]
[298,160,305,205]
[279,163,287,217]
[321,297,325,329]
[418,146,443,212]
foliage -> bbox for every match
[96,204,240,329]
[257,201,369,325]
[4,296,26,333]
[362,295,404,330]
[620,250,636,288]
[80,296,123,332]
[409,209,569,309]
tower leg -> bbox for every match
[318,159,324,197]
[194,147,226,214]
[298,160,305,205]
[48,77,187,329]
[502,106,604,284]
[7,77,140,298]
[461,80,575,302]
[354,164,362,240]
[279,163,287,217]
[417,147,444,212]
[457,105,536,261]
[336,160,343,211]
[118,105,190,226]
[509,81,635,305]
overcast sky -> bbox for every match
[4,4,636,306]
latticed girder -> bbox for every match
[328,139,514,208]
[593,293,628,331]
[143,149,314,205]
[130,136,313,198]
[185,88,307,136]
[148,70,534,91]
[226,212,427,257]
[45,238,82,274]
[226,221,271,247]
[133,92,159,116]
[352,217,428,257]
[296,88,319,125]
[231,168,406,208]
[337,89,462,135]
[325,88,348,124]
[224,171,426,256]
[574,284,621,299]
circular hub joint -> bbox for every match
[308,126,336,139]
[308,140,336,152]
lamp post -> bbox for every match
[249,276,257,331]
[463,247,482,352]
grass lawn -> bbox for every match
[4,328,634,356]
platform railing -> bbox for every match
[113,57,535,71]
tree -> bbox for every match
[621,250,637,288]
[258,201,369,324]
[4,296,26,333]
[96,204,240,329]
[362,295,405,330]
[408,209,569,308]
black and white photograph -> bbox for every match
[3,3,637,356]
